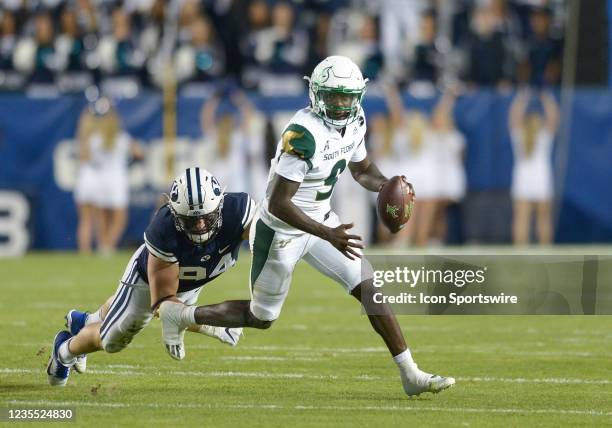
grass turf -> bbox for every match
[1,251,611,427]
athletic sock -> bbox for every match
[393,349,431,385]
[198,325,217,337]
[58,339,77,366]
[181,305,197,325]
[86,310,102,325]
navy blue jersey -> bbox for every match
[136,192,255,292]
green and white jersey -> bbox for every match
[260,107,368,234]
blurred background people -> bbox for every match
[385,85,439,247]
[74,94,143,255]
[0,0,570,95]
[509,89,559,245]
[199,87,266,196]
[96,7,146,96]
[251,1,308,95]
[174,14,225,93]
[518,6,562,87]
[409,9,441,92]
[463,5,514,89]
[430,90,466,244]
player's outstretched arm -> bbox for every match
[268,174,364,259]
[348,155,388,192]
[148,254,181,311]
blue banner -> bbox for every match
[0,91,611,252]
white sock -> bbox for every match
[198,325,217,337]
[393,349,430,384]
[58,339,77,366]
[86,310,102,325]
[393,349,415,366]
[181,305,197,325]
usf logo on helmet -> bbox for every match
[167,167,224,244]
[305,56,368,129]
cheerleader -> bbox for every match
[509,90,558,245]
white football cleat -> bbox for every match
[401,371,456,397]
[199,326,243,347]
[159,301,191,360]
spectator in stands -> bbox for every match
[411,10,440,86]
[175,15,225,86]
[57,8,85,72]
[0,11,17,68]
[55,7,95,92]
[509,89,559,245]
[97,7,145,77]
[464,5,513,88]
[253,1,308,94]
[380,0,427,81]
[240,0,270,89]
[330,14,383,82]
[74,94,143,255]
[74,0,99,34]
[0,11,23,89]
[177,0,200,44]
[518,6,562,87]
[30,13,59,84]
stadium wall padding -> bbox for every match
[0,91,611,250]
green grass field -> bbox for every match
[1,251,611,427]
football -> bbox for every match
[377,176,415,233]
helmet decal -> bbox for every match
[320,66,332,83]
[211,176,221,196]
[170,181,179,202]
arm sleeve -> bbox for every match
[350,138,367,163]
[144,212,178,263]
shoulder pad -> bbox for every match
[281,123,316,160]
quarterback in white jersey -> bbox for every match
[160,56,455,397]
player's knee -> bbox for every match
[350,278,376,301]
[102,340,126,354]
[101,333,130,354]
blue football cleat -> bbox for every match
[65,310,88,373]
[46,330,72,387]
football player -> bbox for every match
[46,168,255,386]
[160,57,455,396]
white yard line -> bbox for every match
[224,356,322,362]
[15,342,608,359]
[460,376,612,385]
[5,400,612,417]
[4,368,610,386]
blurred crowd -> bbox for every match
[1,0,565,96]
